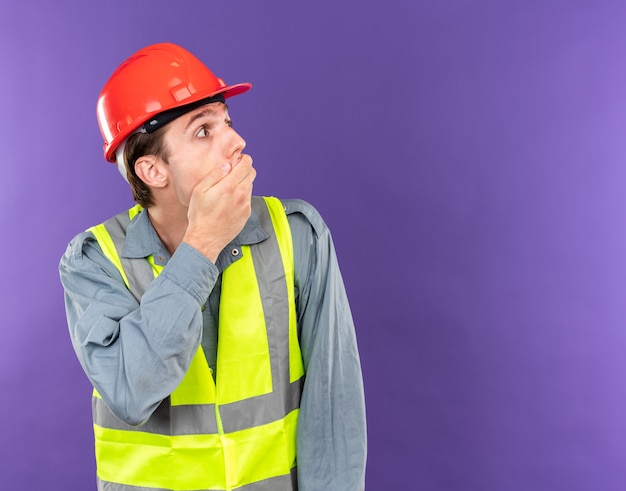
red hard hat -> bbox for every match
[97,42,251,162]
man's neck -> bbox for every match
[146,203,189,256]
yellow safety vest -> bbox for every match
[87,196,305,491]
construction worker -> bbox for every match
[59,42,366,490]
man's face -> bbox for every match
[161,101,246,206]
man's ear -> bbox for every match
[134,155,168,188]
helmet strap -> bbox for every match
[142,93,226,133]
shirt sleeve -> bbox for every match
[59,232,218,426]
[285,199,368,491]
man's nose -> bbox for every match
[228,128,246,156]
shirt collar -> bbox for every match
[122,205,269,266]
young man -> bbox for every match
[59,42,366,491]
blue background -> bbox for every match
[2,0,626,489]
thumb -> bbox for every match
[199,162,232,188]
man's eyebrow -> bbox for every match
[183,103,230,133]
[184,107,220,132]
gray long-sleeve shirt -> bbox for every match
[59,197,366,490]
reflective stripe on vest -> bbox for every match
[96,468,299,491]
[87,197,305,491]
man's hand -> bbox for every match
[182,155,256,263]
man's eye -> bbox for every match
[196,127,208,137]
[226,119,233,127]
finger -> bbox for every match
[239,166,256,186]
[229,155,253,177]
[223,157,254,186]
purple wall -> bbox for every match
[3,0,626,489]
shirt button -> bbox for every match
[231,248,240,257]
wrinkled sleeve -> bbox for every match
[286,199,367,491]
[59,232,218,426]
